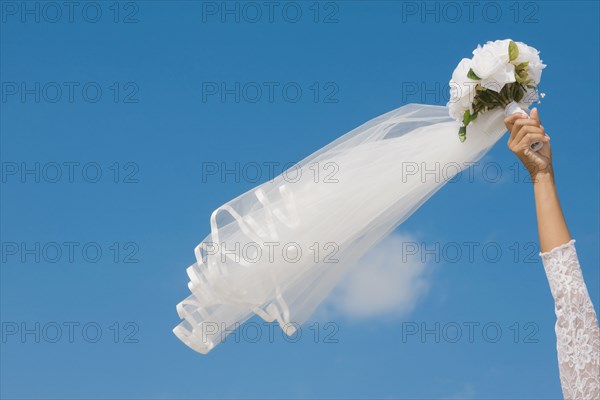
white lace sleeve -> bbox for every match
[541,239,600,400]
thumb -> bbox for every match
[530,107,541,125]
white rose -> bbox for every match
[448,58,477,120]
[515,41,546,84]
[471,39,516,92]
[448,92,470,120]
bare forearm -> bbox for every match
[533,171,571,252]
[503,109,569,251]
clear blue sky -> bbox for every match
[1,1,598,399]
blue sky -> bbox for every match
[1,1,599,399]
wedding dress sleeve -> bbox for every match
[540,239,600,399]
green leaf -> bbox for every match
[509,41,519,61]
[467,68,481,80]
[462,109,471,126]
[458,126,467,142]
[516,61,529,70]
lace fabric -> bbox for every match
[541,240,600,399]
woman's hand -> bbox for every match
[504,107,552,181]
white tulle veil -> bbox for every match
[173,104,511,354]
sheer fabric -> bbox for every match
[173,104,510,354]
[541,240,600,399]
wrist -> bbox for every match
[520,156,553,184]
[532,168,555,186]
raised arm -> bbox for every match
[505,109,600,399]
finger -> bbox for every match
[530,107,542,126]
[513,135,549,156]
[504,113,528,126]
[515,133,550,150]
[512,118,540,131]
[509,118,539,145]
[514,125,544,144]
[513,125,545,146]
[504,113,528,132]
[506,114,531,145]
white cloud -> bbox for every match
[327,233,431,319]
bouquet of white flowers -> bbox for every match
[448,39,546,149]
